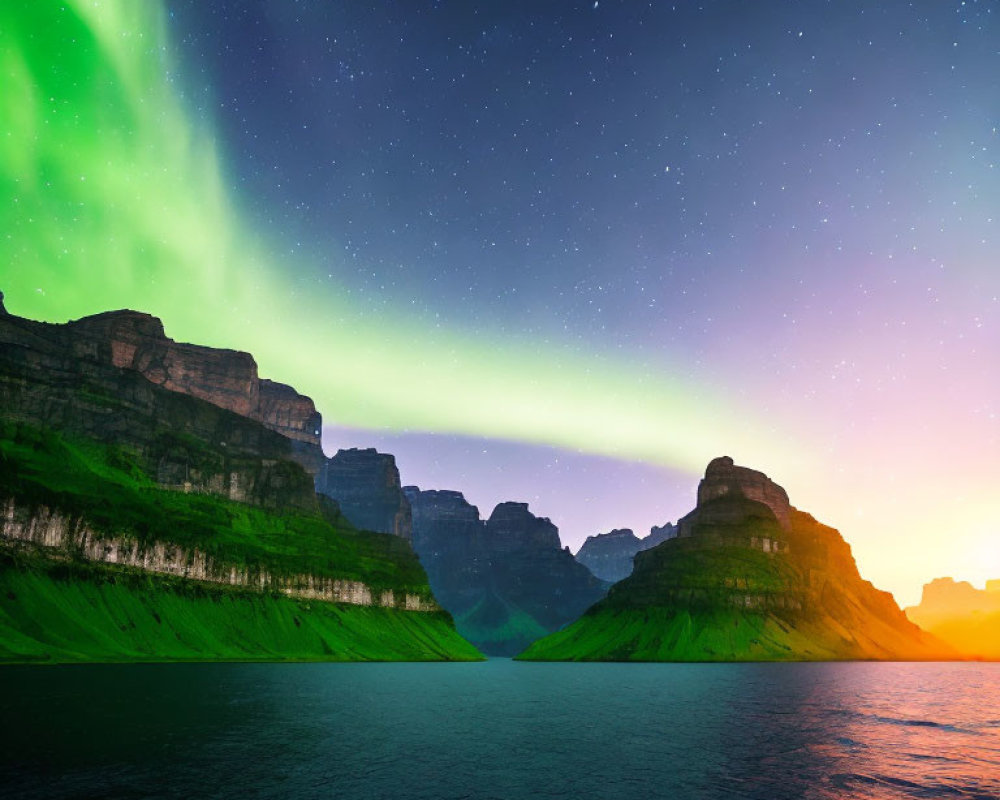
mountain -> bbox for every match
[520,456,952,661]
[904,578,1000,659]
[576,523,679,583]
[0,297,480,662]
[405,486,608,656]
[317,448,412,538]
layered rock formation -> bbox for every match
[2,499,436,611]
[904,578,1000,659]
[317,449,412,539]
[687,455,791,532]
[0,297,480,662]
[0,306,324,507]
[521,457,952,661]
[68,310,323,449]
[576,523,679,583]
[405,486,608,656]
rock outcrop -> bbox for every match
[689,455,791,532]
[1,499,436,611]
[575,529,642,583]
[904,578,1000,659]
[317,449,412,539]
[0,297,480,663]
[67,311,323,450]
[576,523,679,583]
[486,502,561,552]
[405,486,608,656]
[0,306,322,509]
[520,457,952,661]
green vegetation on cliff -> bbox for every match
[1,422,426,593]
[0,422,483,662]
[519,459,951,662]
[0,555,481,663]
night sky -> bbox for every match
[3,1,998,605]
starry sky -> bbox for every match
[3,1,998,606]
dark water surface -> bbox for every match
[1,660,998,799]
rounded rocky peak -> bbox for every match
[705,456,735,475]
[0,290,7,315]
[695,455,792,531]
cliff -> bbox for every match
[0,307,324,508]
[0,298,480,662]
[904,578,1000,659]
[2,499,434,611]
[520,457,952,661]
[576,523,679,583]
[67,310,323,450]
[317,449,412,539]
[406,486,607,655]
[687,455,792,532]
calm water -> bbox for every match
[1,660,998,799]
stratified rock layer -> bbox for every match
[521,457,951,661]
[0,308,323,508]
[318,449,412,539]
[690,456,791,531]
[68,311,323,450]
[406,487,608,656]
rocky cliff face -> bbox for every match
[576,523,679,583]
[486,502,561,552]
[68,311,323,450]
[575,529,642,583]
[690,455,791,531]
[521,457,951,661]
[1,500,435,611]
[405,487,608,656]
[317,449,412,539]
[0,306,324,508]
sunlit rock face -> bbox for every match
[0,304,320,509]
[520,457,953,662]
[405,487,607,656]
[68,310,324,453]
[318,449,412,539]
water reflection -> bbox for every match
[0,661,997,799]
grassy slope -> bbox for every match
[0,422,427,592]
[0,557,481,663]
[516,605,935,662]
[519,507,949,662]
[0,423,483,662]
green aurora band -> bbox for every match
[0,1,800,474]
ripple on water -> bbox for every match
[0,660,997,800]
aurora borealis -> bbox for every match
[3,1,998,605]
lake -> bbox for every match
[1,660,997,799]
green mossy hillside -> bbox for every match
[516,607,842,662]
[0,556,482,663]
[519,498,951,662]
[0,422,426,594]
